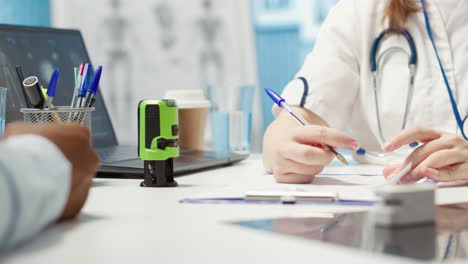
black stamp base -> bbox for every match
[140,159,178,188]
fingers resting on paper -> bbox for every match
[383,127,468,183]
[383,164,399,178]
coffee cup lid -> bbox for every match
[164,90,211,109]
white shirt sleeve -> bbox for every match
[0,135,71,250]
[274,0,361,131]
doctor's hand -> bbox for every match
[382,127,468,183]
[4,122,100,221]
[263,107,359,184]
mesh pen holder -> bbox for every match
[20,107,95,129]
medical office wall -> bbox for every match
[0,0,51,27]
[51,0,260,147]
[252,0,338,132]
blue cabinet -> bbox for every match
[0,0,51,27]
[252,0,339,132]
[254,24,300,131]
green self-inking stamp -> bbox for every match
[138,100,179,187]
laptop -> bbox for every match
[0,24,248,177]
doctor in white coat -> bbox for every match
[0,123,99,250]
[263,0,468,184]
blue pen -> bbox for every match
[77,64,92,108]
[70,63,86,109]
[44,68,59,109]
[84,66,102,108]
[265,88,349,165]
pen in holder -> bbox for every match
[20,107,94,129]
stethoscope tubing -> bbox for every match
[420,0,468,140]
[358,28,418,157]
[359,1,468,157]
[371,30,416,144]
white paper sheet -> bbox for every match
[186,164,468,204]
[189,165,386,202]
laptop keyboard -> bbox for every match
[98,145,225,164]
[97,146,248,176]
[98,145,138,163]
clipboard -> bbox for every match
[179,198,376,206]
[244,190,337,203]
[180,189,375,206]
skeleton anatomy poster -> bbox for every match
[52,0,258,144]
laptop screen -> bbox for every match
[0,25,117,147]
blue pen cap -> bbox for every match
[86,65,93,88]
[87,66,102,94]
[265,88,285,107]
[46,68,60,97]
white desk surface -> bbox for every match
[2,156,468,264]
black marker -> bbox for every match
[15,66,31,108]
[22,76,45,109]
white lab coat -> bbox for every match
[277,0,468,165]
[0,135,70,250]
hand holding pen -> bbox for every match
[265,88,351,165]
[263,89,359,183]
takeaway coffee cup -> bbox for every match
[164,90,211,150]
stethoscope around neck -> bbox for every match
[419,0,468,141]
[358,1,468,157]
[356,28,420,157]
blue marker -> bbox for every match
[44,68,59,109]
[265,88,349,165]
[84,66,102,108]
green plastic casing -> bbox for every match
[138,100,179,161]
